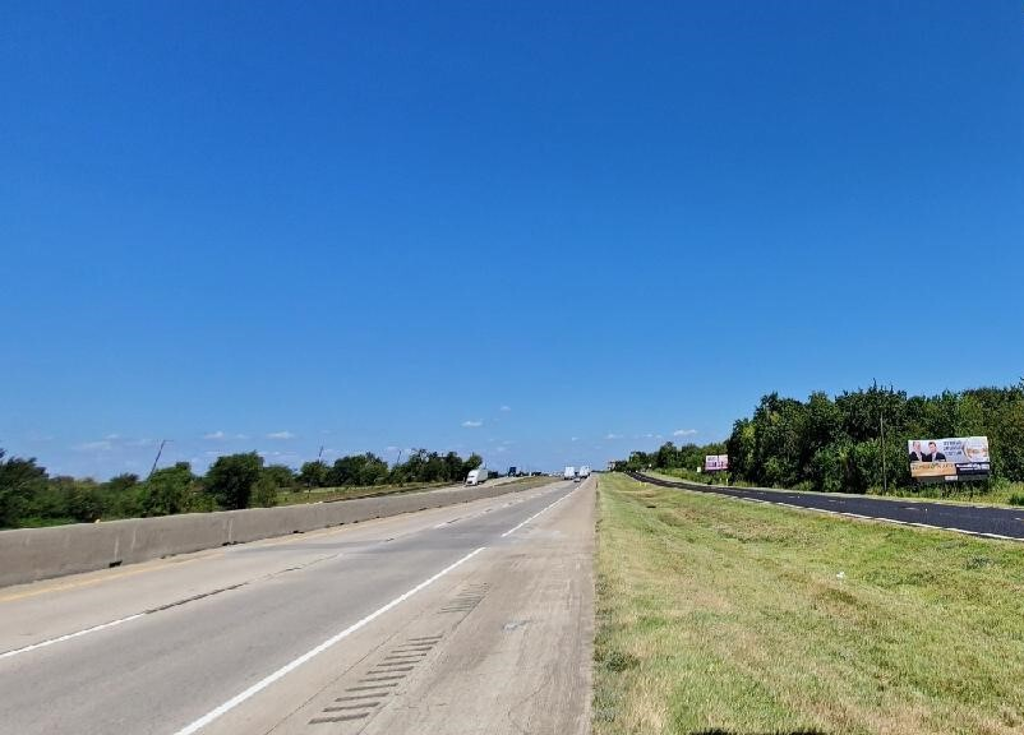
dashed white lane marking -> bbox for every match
[171,546,487,735]
[0,613,146,661]
[2,487,569,663]
[501,485,579,538]
[430,486,560,530]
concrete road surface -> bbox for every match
[0,478,595,735]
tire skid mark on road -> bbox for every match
[171,547,486,735]
[298,582,491,731]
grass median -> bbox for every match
[593,473,1024,735]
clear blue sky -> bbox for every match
[3,1,1022,479]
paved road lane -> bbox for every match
[632,471,1024,540]
[0,479,595,735]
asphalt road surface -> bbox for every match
[0,478,595,735]
[631,471,1024,541]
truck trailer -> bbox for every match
[465,467,488,486]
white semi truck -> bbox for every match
[563,466,576,481]
[465,467,488,486]
[578,465,592,479]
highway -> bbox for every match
[0,478,594,735]
[632,471,1024,541]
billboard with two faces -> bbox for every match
[908,436,990,482]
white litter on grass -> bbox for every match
[836,571,846,580]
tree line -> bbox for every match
[0,448,484,529]
[615,381,1024,493]
[612,441,726,477]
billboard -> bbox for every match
[908,436,990,482]
[704,454,729,472]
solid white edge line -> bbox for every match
[722,492,1021,543]
[2,483,564,662]
[170,546,487,735]
[0,613,146,661]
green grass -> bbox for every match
[278,480,448,505]
[277,475,552,506]
[651,467,1024,508]
[8,516,79,528]
[593,473,1024,735]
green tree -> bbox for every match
[0,450,48,528]
[251,474,280,507]
[205,453,263,509]
[144,462,197,516]
[64,478,105,522]
[106,473,140,493]
[358,453,389,485]
[263,464,296,490]
[298,460,329,489]
[328,455,364,486]
[726,419,756,480]
[462,453,484,476]
[443,452,464,482]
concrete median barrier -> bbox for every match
[0,480,544,588]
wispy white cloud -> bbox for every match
[462,420,483,428]
[257,450,302,465]
[203,430,226,440]
[673,429,698,437]
[104,433,121,440]
[606,433,624,440]
[571,437,579,442]
[267,431,295,440]
[75,440,113,452]
[499,405,512,412]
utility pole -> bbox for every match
[149,439,169,479]
[317,445,324,462]
[879,414,887,494]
